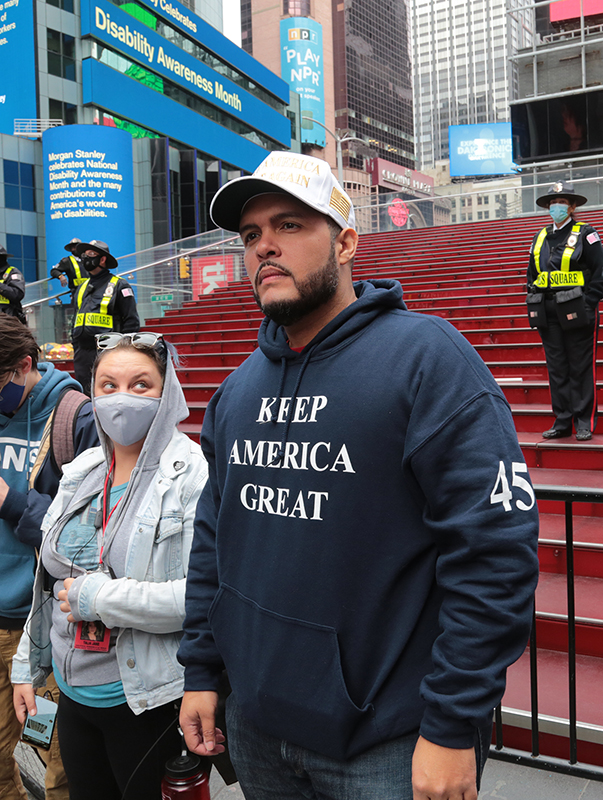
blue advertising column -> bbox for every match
[42,125,136,287]
[0,0,37,134]
[280,17,325,147]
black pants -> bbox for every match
[539,301,599,432]
[73,346,96,396]
[57,693,182,800]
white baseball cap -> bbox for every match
[210,151,356,232]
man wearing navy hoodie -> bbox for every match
[179,152,539,800]
[0,315,98,799]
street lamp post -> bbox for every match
[301,116,368,185]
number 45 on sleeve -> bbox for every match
[490,461,536,512]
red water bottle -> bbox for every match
[161,754,210,799]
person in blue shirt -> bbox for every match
[178,152,540,800]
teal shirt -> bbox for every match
[54,483,128,705]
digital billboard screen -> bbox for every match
[511,91,603,162]
[0,0,37,135]
[550,0,603,22]
[280,17,325,147]
[449,123,516,177]
[43,125,136,288]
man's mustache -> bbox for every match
[255,261,293,290]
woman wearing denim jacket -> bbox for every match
[11,333,215,800]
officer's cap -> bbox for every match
[74,240,118,269]
[64,237,82,252]
[536,181,587,208]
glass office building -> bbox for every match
[332,0,415,170]
[410,0,532,168]
[241,0,415,182]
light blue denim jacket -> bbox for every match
[12,430,207,714]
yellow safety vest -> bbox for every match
[69,256,86,286]
[0,267,14,304]
[532,222,586,290]
[74,275,119,329]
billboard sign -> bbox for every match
[192,254,235,297]
[511,91,603,162]
[366,158,434,194]
[135,0,289,103]
[43,125,136,287]
[81,0,289,145]
[449,123,516,177]
[0,0,37,135]
[387,199,409,227]
[550,0,603,22]
[280,17,325,147]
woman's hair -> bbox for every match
[0,315,41,380]
[91,337,178,385]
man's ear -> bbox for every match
[337,227,359,266]
[100,256,107,268]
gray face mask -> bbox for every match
[94,393,161,446]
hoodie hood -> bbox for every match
[91,352,189,469]
[258,279,407,363]
[89,351,189,569]
[255,280,407,463]
[0,362,81,431]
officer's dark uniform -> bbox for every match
[50,238,87,301]
[71,240,139,395]
[0,246,26,324]
[527,183,603,438]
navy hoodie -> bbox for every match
[0,363,98,622]
[180,280,539,759]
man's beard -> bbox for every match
[253,244,339,327]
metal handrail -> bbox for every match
[23,234,241,309]
[491,484,603,781]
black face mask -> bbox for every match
[82,254,102,272]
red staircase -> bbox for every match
[137,212,603,764]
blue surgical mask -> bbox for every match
[0,372,26,414]
[549,203,570,225]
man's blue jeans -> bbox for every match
[226,696,491,800]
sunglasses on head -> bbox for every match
[95,332,165,351]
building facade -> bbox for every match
[241,0,415,188]
[0,0,293,281]
[410,0,532,169]
[510,0,603,210]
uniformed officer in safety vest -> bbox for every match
[0,245,26,324]
[527,181,603,441]
[50,237,87,302]
[71,240,139,395]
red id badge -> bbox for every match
[74,620,111,652]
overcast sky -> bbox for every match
[222,0,242,46]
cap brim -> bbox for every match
[210,177,294,232]
[73,242,118,269]
[536,193,588,208]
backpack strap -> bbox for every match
[28,388,90,490]
[49,388,91,476]
[28,412,55,490]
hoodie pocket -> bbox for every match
[209,584,375,760]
